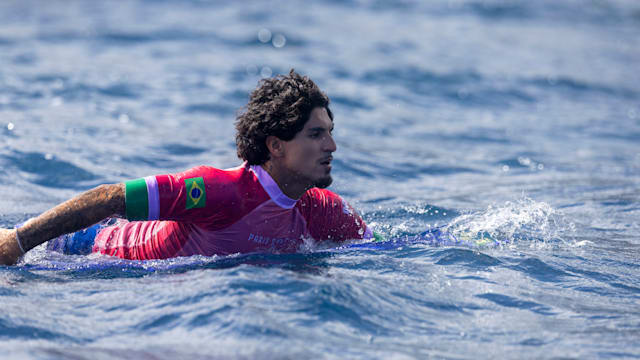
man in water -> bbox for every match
[0,70,372,265]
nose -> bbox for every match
[324,133,337,152]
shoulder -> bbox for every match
[300,187,341,203]
[174,164,254,187]
[298,188,351,214]
[182,164,243,180]
[155,163,259,201]
[297,188,369,242]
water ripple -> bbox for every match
[182,102,236,115]
[1,0,639,357]
[524,76,638,99]
[3,151,99,189]
[510,258,574,283]
[475,293,554,315]
[156,143,208,156]
[434,248,502,269]
[0,318,76,342]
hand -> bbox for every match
[0,229,23,266]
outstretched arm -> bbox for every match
[0,183,125,265]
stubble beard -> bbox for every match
[313,175,333,189]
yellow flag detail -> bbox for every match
[185,177,206,209]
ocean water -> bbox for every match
[1,0,639,358]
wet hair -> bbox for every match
[235,69,333,165]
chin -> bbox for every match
[313,175,333,189]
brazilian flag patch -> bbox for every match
[185,177,206,209]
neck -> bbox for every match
[261,162,310,200]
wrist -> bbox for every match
[14,229,26,255]
[0,228,24,265]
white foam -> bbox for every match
[443,196,574,248]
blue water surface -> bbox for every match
[1,0,639,358]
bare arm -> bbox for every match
[0,183,125,265]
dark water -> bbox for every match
[1,0,639,358]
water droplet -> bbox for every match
[518,157,531,166]
[260,66,272,78]
[537,163,544,170]
[258,28,272,43]
[44,153,54,160]
[272,34,286,48]
[502,165,510,172]
[118,114,130,123]
[7,122,14,131]
[51,97,63,107]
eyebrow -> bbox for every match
[307,125,334,132]
[307,127,330,132]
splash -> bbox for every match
[325,197,576,252]
[12,197,575,272]
[442,196,573,248]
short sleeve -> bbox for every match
[124,166,238,226]
[298,188,372,242]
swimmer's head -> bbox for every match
[235,69,333,165]
[235,69,336,189]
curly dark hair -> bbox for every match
[235,69,333,165]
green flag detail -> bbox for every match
[125,178,149,220]
[185,177,206,209]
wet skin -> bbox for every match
[262,106,337,199]
[0,184,125,265]
[0,107,338,265]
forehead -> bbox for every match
[303,107,333,130]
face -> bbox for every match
[281,107,337,189]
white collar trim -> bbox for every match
[249,165,297,209]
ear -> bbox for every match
[265,135,285,159]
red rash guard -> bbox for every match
[92,163,372,260]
